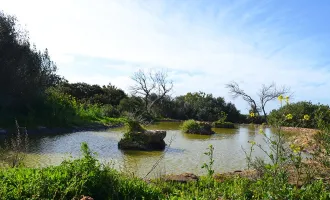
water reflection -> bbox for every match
[2,122,281,177]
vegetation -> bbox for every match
[1,97,330,199]
[0,11,246,129]
[0,138,330,199]
[226,81,290,122]
[212,111,236,128]
[0,143,163,200]
[268,101,330,128]
[181,120,214,135]
[2,9,330,200]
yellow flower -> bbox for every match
[259,128,265,135]
[278,95,284,102]
[303,114,310,121]
[290,144,301,153]
[284,96,289,104]
[248,140,256,145]
[249,112,255,117]
[286,113,293,120]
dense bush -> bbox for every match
[268,101,330,128]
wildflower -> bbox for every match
[248,140,256,145]
[249,112,255,117]
[284,96,289,104]
[259,128,265,135]
[278,95,284,102]
[303,114,310,121]
[286,113,293,120]
[290,144,301,153]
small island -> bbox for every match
[181,120,215,135]
[118,120,167,151]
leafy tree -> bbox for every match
[0,11,60,125]
[58,82,127,106]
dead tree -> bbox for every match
[258,83,291,121]
[130,69,173,113]
[226,81,291,122]
[226,81,260,115]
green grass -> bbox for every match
[1,143,330,199]
[0,143,162,200]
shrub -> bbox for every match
[181,119,201,133]
[100,104,120,118]
[268,101,330,128]
[181,120,214,135]
[212,121,235,128]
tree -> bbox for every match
[0,11,60,121]
[130,69,173,113]
[226,82,260,115]
[258,83,291,121]
[226,81,290,122]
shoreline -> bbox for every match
[0,123,124,136]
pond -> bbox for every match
[5,122,276,177]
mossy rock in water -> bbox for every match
[212,121,236,129]
[181,120,214,135]
[118,130,166,151]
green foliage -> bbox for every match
[211,111,236,128]
[58,82,127,106]
[153,174,330,200]
[0,143,163,200]
[124,119,146,138]
[1,141,330,199]
[0,11,60,127]
[212,121,235,128]
[268,101,330,128]
[181,120,214,135]
[181,120,201,133]
[0,121,29,168]
[201,145,215,177]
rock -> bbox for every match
[164,173,199,183]
[118,130,167,151]
[80,196,94,200]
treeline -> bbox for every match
[5,10,328,129]
[57,84,246,122]
[0,11,246,128]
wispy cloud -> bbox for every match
[1,0,329,113]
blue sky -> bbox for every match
[1,0,330,113]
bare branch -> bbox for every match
[258,82,291,121]
[226,81,292,122]
[226,81,259,114]
[130,69,173,113]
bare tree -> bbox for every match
[226,82,260,115]
[258,83,291,121]
[226,81,291,122]
[130,69,173,113]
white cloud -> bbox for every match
[1,0,329,113]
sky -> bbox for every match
[1,0,330,113]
